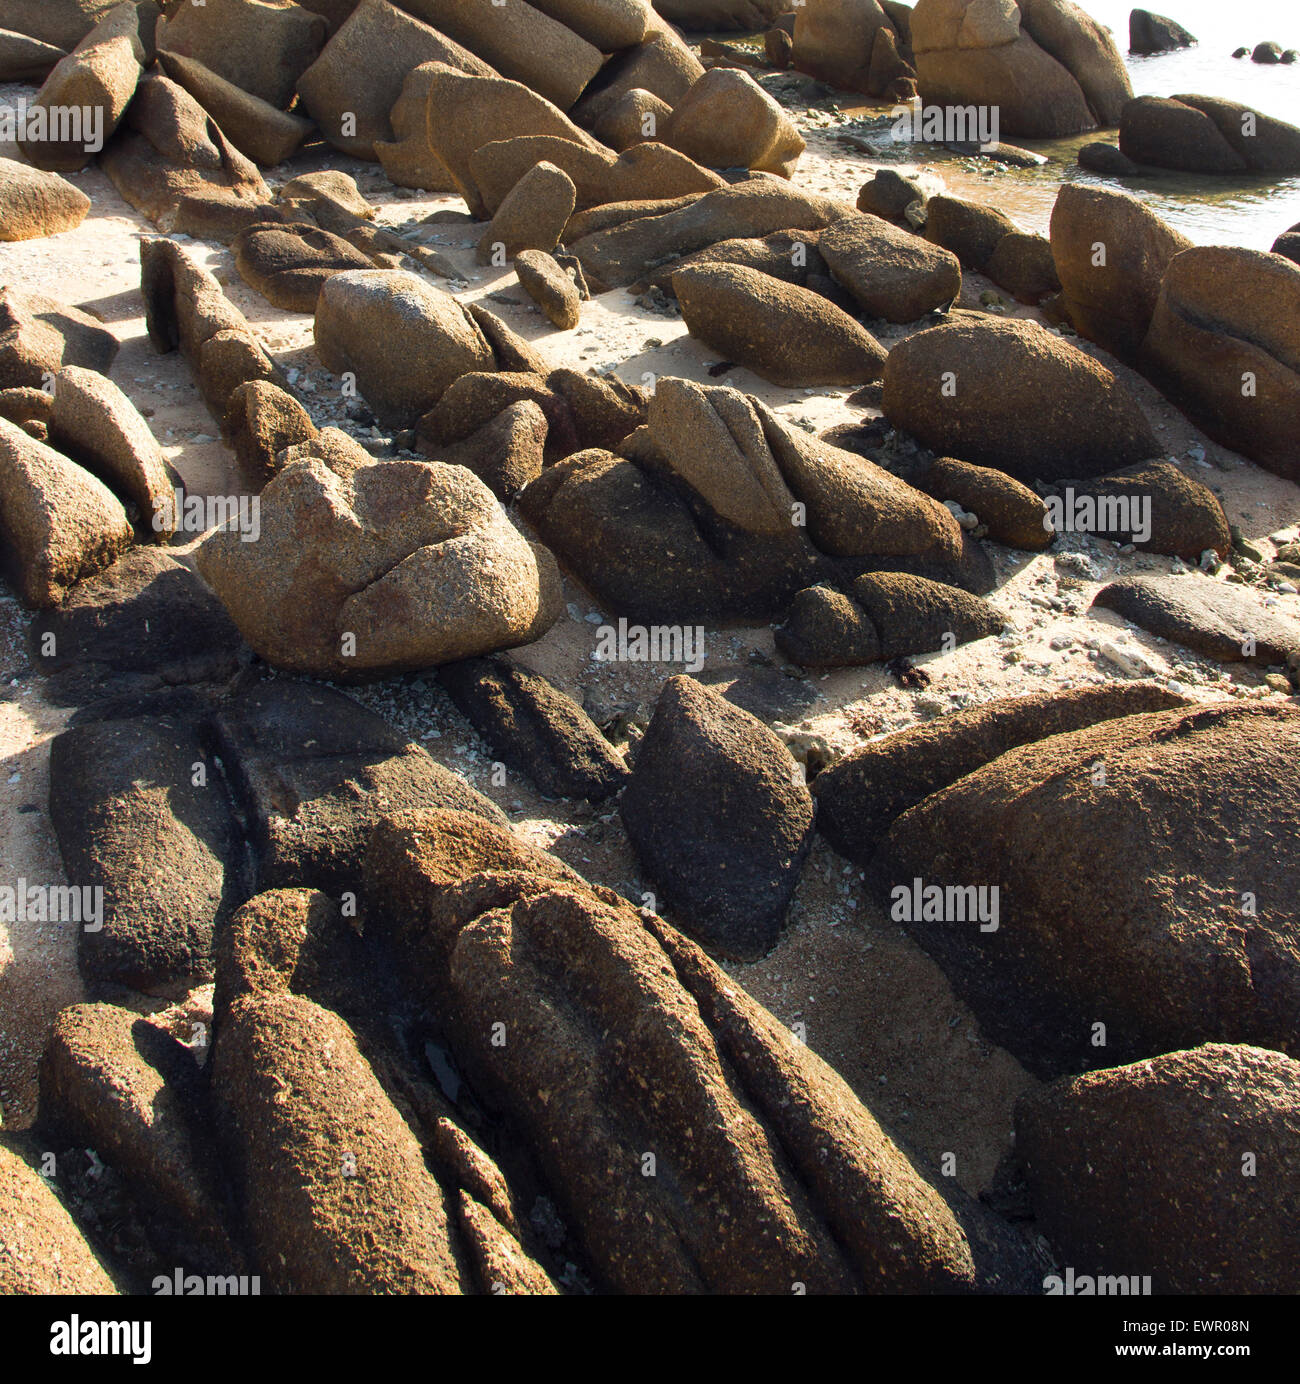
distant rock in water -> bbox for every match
[1128,9,1195,55]
[1119,94,1300,175]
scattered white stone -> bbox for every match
[1097,639,1162,678]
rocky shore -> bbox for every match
[1,0,1298,1298]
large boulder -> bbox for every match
[50,705,250,994]
[399,0,603,112]
[1015,0,1132,124]
[0,416,134,609]
[0,29,67,83]
[527,0,651,50]
[373,62,459,190]
[776,571,1003,666]
[470,136,722,218]
[1118,95,1248,173]
[814,682,1188,865]
[649,376,967,563]
[416,64,605,216]
[570,21,703,126]
[911,0,1131,138]
[233,221,376,312]
[1128,9,1195,54]
[156,50,315,167]
[1173,95,1300,175]
[296,1,492,159]
[882,316,1160,483]
[1092,574,1300,667]
[620,676,814,958]
[819,212,961,321]
[0,1139,116,1293]
[1016,1044,1300,1294]
[213,992,468,1293]
[569,181,855,289]
[476,162,576,263]
[438,656,629,803]
[18,2,144,172]
[0,158,90,241]
[314,270,495,427]
[520,447,827,623]
[1120,94,1300,174]
[210,678,508,895]
[47,365,173,533]
[156,0,327,109]
[518,376,984,625]
[0,1,124,51]
[141,237,286,422]
[37,1003,238,1265]
[1049,459,1230,561]
[652,0,791,29]
[871,701,1300,1077]
[673,262,887,387]
[923,195,1018,272]
[0,289,117,389]
[99,74,271,229]
[917,455,1052,550]
[662,67,805,176]
[1049,183,1192,360]
[195,433,563,679]
[30,547,244,706]
[792,0,898,94]
[1138,247,1300,479]
[364,810,1035,1292]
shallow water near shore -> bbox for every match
[773,0,1300,248]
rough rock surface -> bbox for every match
[1093,574,1300,666]
[814,682,1189,865]
[881,317,1160,483]
[195,433,563,678]
[1016,1044,1300,1294]
[620,675,814,958]
[872,702,1300,1077]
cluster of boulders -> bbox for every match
[0,333,177,605]
[1077,93,1300,178]
[1233,41,1298,65]
[3,0,1300,1300]
[1049,183,1300,479]
[905,0,1133,139]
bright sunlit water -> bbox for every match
[906,0,1300,248]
